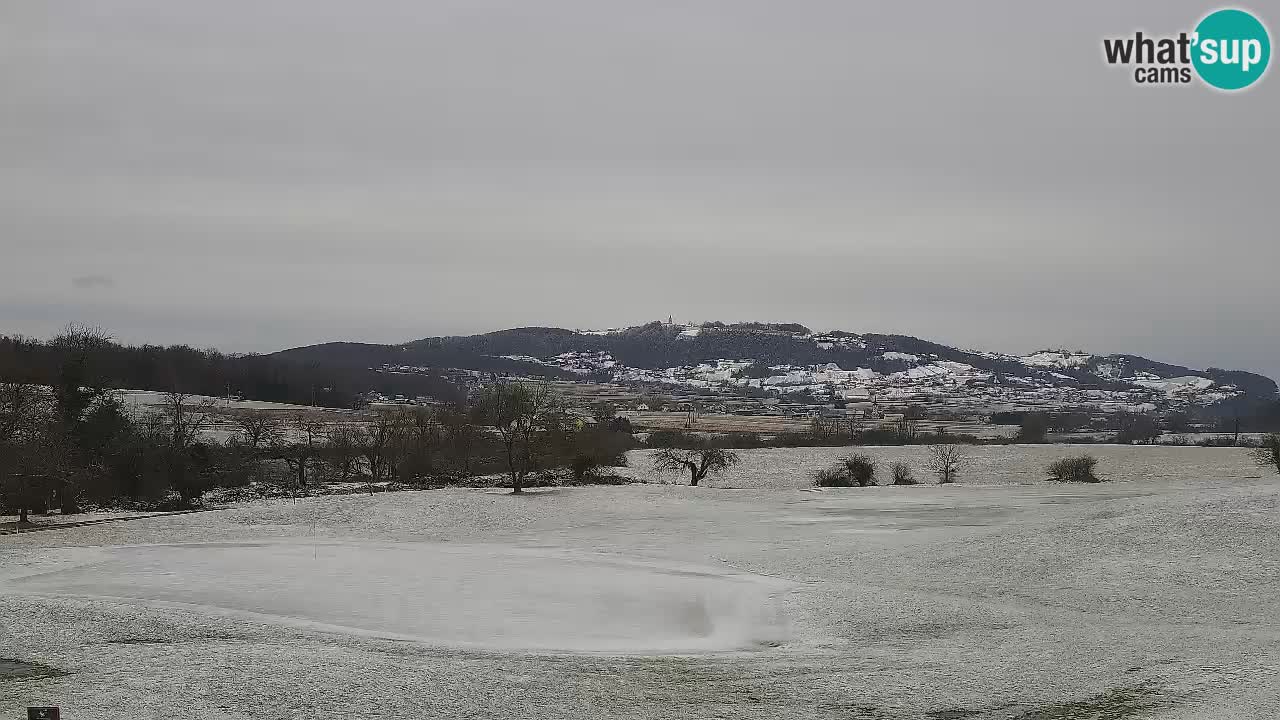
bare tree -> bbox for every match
[895,416,920,443]
[232,412,278,453]
[653,447,739,486]
[357,411,397,482]
[160,391,214,503]
[221,412,279,487]
[275,415,324,489]
[926,444,967,484]
[50,324,112,427]
[162,391,212,450]
[396,407,441,483]
[1253,434,1280,476]
[478,381,559,493]
[324,424,361,481]
[811,415,850,440]
[440,406,479,479]
[42,324,116,513]
[377,410,418,483]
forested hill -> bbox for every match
[270,321,1279,407]
[3,321,1275,416]
[0,333,463,409]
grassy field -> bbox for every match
[3,445,1278,718]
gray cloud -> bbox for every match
[71,274,115,289]
[1,1,1277,379]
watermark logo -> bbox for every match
[1103,7,1270,90]
[1193,9,1270,89]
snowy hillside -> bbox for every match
[272,321,1276,414]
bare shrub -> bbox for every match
[890,461,917,485]
[1253,434,1280,475]
[814,453,877,487]
[926,444,967,484]
[841,454,877,486]
[814,466,852,487]
[1046,455,1103,483]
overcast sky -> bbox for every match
[2,1,1277,378]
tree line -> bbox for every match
[1,330,636,521]
[0,327,462,410]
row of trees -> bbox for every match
[3,372,638,521]
[226,407,485,490]
[1013,411,1162,444]
[226,382,634,495]
[1,326,193,521]
[659,416,984,451]
[0,383,209,521]
[0,327,461,410]
[1009,408,1280,445]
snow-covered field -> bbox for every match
[3,446,1279,718]
[116,390,324,413]
[3,541,788,655]
[622,444,1271,488]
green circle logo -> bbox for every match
[1192,8,1271,90]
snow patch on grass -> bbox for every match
[5,541,790,655]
